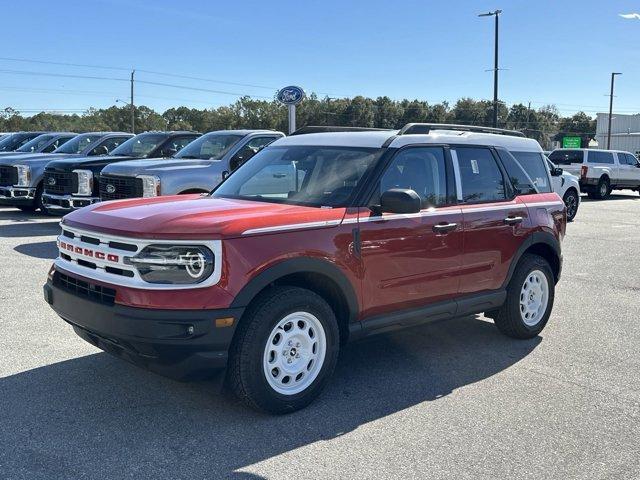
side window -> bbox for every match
[508,151,552,193]
[454,147,506,203]
[377,147,447,208]
[623,153,638,166]
[171,136,197,152]
[548,150,584,165]
[230,137,278,171]
[588,151,614,164]
[44,136,73,153]
[90,137,128,156]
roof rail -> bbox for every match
[290,126,394,136]
[399,123,526,138]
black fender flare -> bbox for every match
[502,231,561,288]
[230,257,359,322]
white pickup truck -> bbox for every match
[548,148,640,199]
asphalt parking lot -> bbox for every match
[0,194,639,480]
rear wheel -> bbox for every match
[563,189,579,221]
[493,254,555,339]
[228,286,340,414]
[594,177,610,199]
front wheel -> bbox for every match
[493,254,555,339]
[227,286,340,414]
[563,189,579,222]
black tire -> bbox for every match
[227,286,340,414]
[18,183,45,212]
[594,177,610,199]
[493,254,555,339]
[563,189,579,222]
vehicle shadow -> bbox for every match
[0,315,540,479]
[0,207,49,221]
[580,191,640,202]
[0,220,59,238]
[14,240,58,259]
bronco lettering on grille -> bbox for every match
[59,241,119,263]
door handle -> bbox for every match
[432,222,458,233]
[504,216,523,225]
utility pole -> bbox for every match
[607,72,622,150]
[130,69,135,134]
[479,9,502,128]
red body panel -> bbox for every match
[55,192,565,319]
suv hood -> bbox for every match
[46,155,130,172]
[103,157,214,176]
[62,195,347,240]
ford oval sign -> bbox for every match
[277,86,304,105]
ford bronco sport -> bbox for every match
[44,124,565,414]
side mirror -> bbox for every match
[379,188,421,214]
[550,167,563,176]
[161,146,177,157]
[90,145,109,156]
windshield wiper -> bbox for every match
[176,155,201,159]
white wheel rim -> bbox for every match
[262,311,327,395]
[519,270,549,326]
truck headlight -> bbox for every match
[15,165,30,186]
[137,175,160,197]
[126,245,214,284]
[73,169,93,196]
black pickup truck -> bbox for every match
[41,131,200,214]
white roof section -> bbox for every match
[552,147,633,154]
[390,131,542,152]
[271,131,397,148]
[270,128,542,152]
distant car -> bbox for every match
[0,131,49,153]
[545,157,580,221]
[0,132,133,212]
[0,132,76,157]
[549,148,640,199]
[41,131,200,214]
[98,130,284,201]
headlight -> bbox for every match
[73,169,93,196]
[137,175,160,197]
[15,165,30,186]
[126,245,214,284]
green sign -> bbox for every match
[562,136,581,148]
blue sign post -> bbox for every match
[277,86,305,134]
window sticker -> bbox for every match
[471,159,479,174]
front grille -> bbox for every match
[0,165,17,186]
[99,174,143,200]
[54,271,116,305]
[44,171,76,195]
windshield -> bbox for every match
[111,133,166,157]
[213,146,382,207]
[175,133,243,160]
[16,134,56,153]
[0,133,38,152]
[549,150,583,165]
[54,134,103,154]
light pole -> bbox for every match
[478,9,502,128]
[607,72,622,150]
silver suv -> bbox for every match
[98,130,284,201]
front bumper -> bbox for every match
[42,193,100,213]
[0,186,35,205]
[44,272,244,380]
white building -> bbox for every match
[596,113,640,155]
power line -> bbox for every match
[0,68,128,82]
[0,56,131,71]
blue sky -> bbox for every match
[2,0,639,116]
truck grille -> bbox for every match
[0,165,17,186]
[54,271,116,305]
[99,174,143,200]
[44,171,76,195]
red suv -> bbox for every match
[44,124,566,413]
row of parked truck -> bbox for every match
[1,128,640,222]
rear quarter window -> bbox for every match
[509,151,552,194]
[587,151,614,164]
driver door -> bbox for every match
[358,146,463,319]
